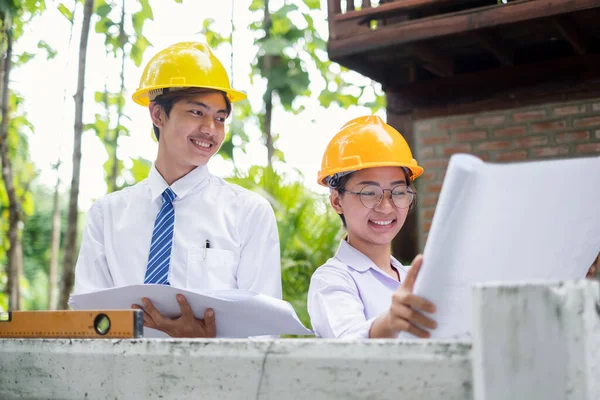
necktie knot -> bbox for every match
[162,187,176,204]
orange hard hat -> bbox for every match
[318,115,424,186]
[132,42,246,107]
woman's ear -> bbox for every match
[149,103,164,128]
[329,190,344,215]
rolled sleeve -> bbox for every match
[308,265,375,339]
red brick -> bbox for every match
[494,126,527,137]
[424,184,443,194]
[474,115,506,126]
[423,208,436,220]
[531,120,567,132]
[423,222,432,232]
[420,172,436,181]
[575,143,600,154]
[472,152,490,161]
[442,144,472,155]
[422,158,449,169]
[532,146,569,157]
[574,116,600,128]
[516,136,549,147]
[419,146,435,158]
[421,197,438,207]
[556,131,590,143]
[476,140,512,151]
[416,123,432,134]
[420,135,450,145]
[438,119,471,130]
[553,105,586,116]
[513,110,547,122]
[496,151,528,162]
[455,130,487,142]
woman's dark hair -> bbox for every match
[152,88,232,141]
[331,168,416,228]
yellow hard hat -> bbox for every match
[132,42,246,106]
[318,115,424,186]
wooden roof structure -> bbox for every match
[327,0,600,111]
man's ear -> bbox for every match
[149,103,164,128]
[329,190,344,215]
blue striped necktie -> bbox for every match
[144,187,176,285]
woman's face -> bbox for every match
[330,166,412,249]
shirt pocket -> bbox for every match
[186,247,237,290]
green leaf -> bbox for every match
[95,2,111,19]
[57,3,73,22]
[130,36,151,67]
[37,40,57,59]
[249,0,264,11]
[260,37,289,55]
[15,52,35,65]
[302,0,321,10]
[94,91,104,103]
[130,158,151,183]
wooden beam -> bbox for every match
[328,0,341,40]
[335,0,455,23]
[407,43,454,77]
[473,31,514,66]
[552,16,587,55]
[385,54,600,111]
[328,0,600,59]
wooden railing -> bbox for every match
[327,0,493,41]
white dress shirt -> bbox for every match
[74,164,282,301]
[307,240,408,339]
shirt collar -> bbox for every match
[335,239,407,276]
[148,164,210,202]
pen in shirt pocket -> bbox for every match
[203,239,210,259]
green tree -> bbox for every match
[228,166,342,326]
[59,0,94,310]
[246,0,384,167]
[88,0,153,192]
[0,0,46,310]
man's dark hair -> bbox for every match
[151,88,232,141]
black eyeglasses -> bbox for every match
[338,185,415,209]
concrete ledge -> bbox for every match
[0,338,472,400]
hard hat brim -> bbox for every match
[132,85,247,107]
[318,162,424,187]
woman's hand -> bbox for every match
[370,255,437,338]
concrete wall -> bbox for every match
[1,281,598,400]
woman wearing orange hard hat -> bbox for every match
[307,115,438,339]
[74,42,282,338]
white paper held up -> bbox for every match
[402,154,600,339]
[69,285,313,338]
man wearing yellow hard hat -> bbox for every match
[73,42,282,337]
[307,116,438,339]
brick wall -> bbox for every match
[413,98,600,250]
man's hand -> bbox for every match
[370,255,437,338]
[132,294,217,338]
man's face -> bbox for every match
[150,91,228,169]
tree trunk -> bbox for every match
[48,174,61,310]
[109,0,126,193]
[263,0,274,168]
[58,0,94,310]
[0,22,21,311]
[13,238,23,310]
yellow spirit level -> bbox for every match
[0,310,143,338]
